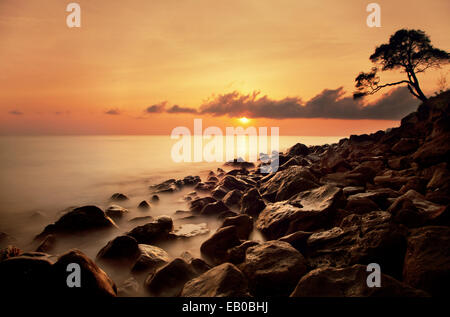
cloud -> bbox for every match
[8,110,23,115]
[166,105,198,114]
[105,109,120,115]
[145,102,167,113]
[197,86,420,120]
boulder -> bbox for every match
[403,226,450,296]
[35,206,117,240]
[189,197,216,213]
[96,235,141,266]
[110,193,129,201]
[227,241,260,264]
[392,138,419,154]
[291,265,428,297]
[132,244,170,274]
[220,175,252,191]
[256,185,343,239]
[286,143,310,157]
[320,147,351,173]
[181,263,249,297]
[241,240,307,296]
[36,234,56,253]
[200,201,230,216]
[172,223,210,238]
[211,186,229,200]
[240,188,266,216]
[220,215,253,240]
[105,205,129,221]
[52,249,117,296]
[345,195,380,214]
[200,226,241,265]
[145,258,197,297]
[127,216,173,244]
[138,200,150,210]
[222,189,243,207]
[278,231,313,254]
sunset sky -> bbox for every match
[0,0,449,135]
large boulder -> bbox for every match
[256,185,343,239]
[222,189,243,207]
[127,216,173,244]
[200,201,230,216]
[105,205,129,221]
[291,265,428,297]
[219,175,252,191]
[220,215,253,240]
[35,206,117,240]
[241,240,307,296]
[320,147,351,173]
[189,197,217,213]
[403,226,450,296]
[200,226,241,265]
[392,138,419,154]
[145,258,197,297]
[181,263,249,297]
[96,235,141,266]
[240,188,266,217]
[286,143,310,157]
[52,249,117,296]
[132,244,170,274]
[259,166,319,202]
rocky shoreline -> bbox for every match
[1,91,449,297]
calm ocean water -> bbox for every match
[0,135,341,265]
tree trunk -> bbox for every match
[409,71,428,101]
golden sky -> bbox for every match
[0,0,449,135]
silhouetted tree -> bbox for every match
[354,29,449,102]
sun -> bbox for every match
[238,117,250,124]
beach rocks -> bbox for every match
[172,223,210,238]
[241,240,307,296]
[127,216,173,244]
[189,197,216,213]
[145,258,197,297]
[240,188,266,216]
[138,200,150,210]
[403,226,450,296]
[220,175,252,191]
[286,143,310,157]
[257,184,343,239]
[222,189,242,207]
[181,263,249,297]
[105,205,129,220]
[200,226,241,265]
[110,193,129,201]
[220,215,253,240]
[132,244,170,274]
[200,201,230,216]
[35,205,117,240]
[392,138,419,154]
[96,235,141,266]
[291,265,428,297]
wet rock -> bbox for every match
[392,138,419,154]
[343,186,365,196]
[132,244,170,274]
[412,134,450,167]
[224,159,255,169]
[256,185,343,239]
[172,223,210,238]
[320,147,351,173]
[227,241,260,264]
[181,263,249,297]
[127,216,173,244]
[240,188,266,217]
[222,189,243,207]
[200,226,241,265]
[403,226,450,296]
[279,231,313,254]
[200,201,230,216]
[189,197,217,213]
[220,175,252,191]
[150,179,178,193]
[286,143,310,157]
[291,264,428,297]
[194,182,214,192]
[345,195,380,214]
[388,156,410,170]
[96,235,141,266]
[220,215,253,240]
[35,205,117,240]
[241,240,307,296]
[138,200,150,210]
[427,164,450,190]
[52,249,117,296]
[36,234,56,253]
[182,175,201,186]
[259,166,319,202]
[105,205,129,221]
[145,258,197,297]
[211,185,229,200]
[110,193,129,201]
[151,195,160,202]
[374,175,409,190]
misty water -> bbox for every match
[0,135,341,288]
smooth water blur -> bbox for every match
[0,135,341,279]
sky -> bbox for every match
[0,0,449,135]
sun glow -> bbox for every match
[239,117,250,124]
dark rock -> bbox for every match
[110,193,129,201]
[96,235,141,266]
[227,241,260,264]
[343,186,365,196]
[36,234,56,253]
[412,133,450,167]
[200,226,241,265]
[224,159,255,169]
[291,264,428,297]
[240,188,266,217]
[286,143,310,157]
[105,205,128,220]
[132,244,170,274]
[403,226,450,296]
[200,201,230,216]
[278,231,313,253]
[222,189,243,207]
[0,245,22,261]
[220,215,253,240]
[220,175,252,191]
[189,197,217,213]
[181,263,249,297]
[52,249,117,296]
[150,179,178,193]
[241,240,307,296]
[145,258,197,297]
[320,147,351,173]
[211,185,228,200]
[256,185,343,239]
[36,205,117,240]
[392,138,419,154]
[151,195,160,202]
[127,216,173,244]
[345,195,380,214]
[138,200,150,210]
